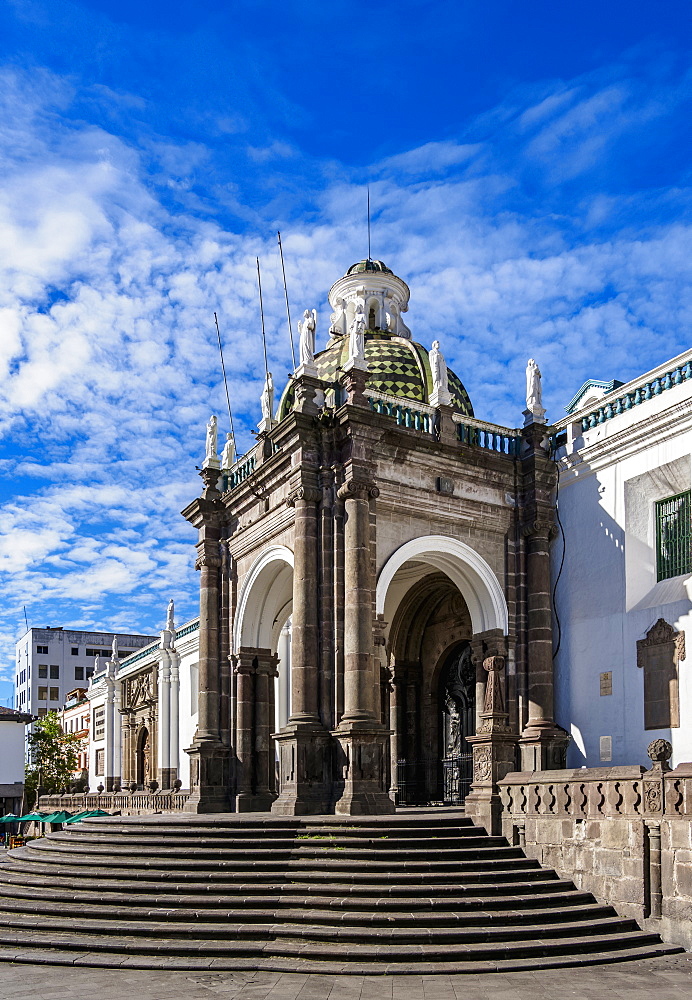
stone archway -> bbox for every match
[136,726,150,788]
[378,536,508,805]
[232,546,294,812]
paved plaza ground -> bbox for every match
[1,954,692,1000]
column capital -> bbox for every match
[337,478,379,501]
[521,517,556,540]
[194,551,222,570]
[286,485,322,506]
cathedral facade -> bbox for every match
[181,257,568,819]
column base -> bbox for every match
[183,737,231,813]
[518,720,570,771]
[271,721,333,815]
[331,721,395,815]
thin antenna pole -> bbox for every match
[277,231,297,370]
[256,257,269,380]
[23,606,28,632]
[367,185,371,260]
[214,311,235,439]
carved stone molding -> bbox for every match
[647,738,673,765]
[286,486,322,507]
[482,656,505,715]
[337,479,379,501]
[637,619,685,665]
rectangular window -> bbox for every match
[86,667,94,679]
[656,491,692,582]
[37,708,47,718]
[50,665,59,679]
[71,647,79,655]
[49,687,60,702]
[38,686,48,701]
[74,666,84,680]
[38,664,48,678]
[86,648,111,658]
[95,749,105,776]
[93,706,105,739]
[36,645,48,654]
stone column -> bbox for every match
[273,486,331,815]
[465,655,519,835]
[255,651,279,810]
[518,422,569,771]
[219,540,232,750]
[233,648,256,811]
[157,652,171,788]
[519,522,569,770]
[388,667,402,804]
[182,466,230,812]
[169,652,180,786]
[331,478,394,815]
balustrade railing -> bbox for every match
[367,392,433,433]
[454,414,522,456]
[225,448,257,491]
[38,790,191,815]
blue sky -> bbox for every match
[0,0,690,704]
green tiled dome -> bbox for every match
[346,259,394,276]
[278,331,473,419]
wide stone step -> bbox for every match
[0,893,618,927]
[0,871,589,909]
[0,925,670,964]
[0,941,679,975]
[0,910,641,945]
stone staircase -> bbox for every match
[0,811,680,974]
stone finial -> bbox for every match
[111,636,118,661]
[166,598,175,632]
[647,738,673,766]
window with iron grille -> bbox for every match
[95,749,105,775]
[656,491,692,582]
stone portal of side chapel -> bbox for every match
[181,256,569,818]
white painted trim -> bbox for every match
[233,545,294,651]
[376,535,508,635]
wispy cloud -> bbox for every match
[0,49,689,698]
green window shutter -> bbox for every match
[656,491,692,582]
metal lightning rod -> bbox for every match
[277,231,297,370]
[213,311,235,440]
[367,185,371,261]
[256,257,269,381]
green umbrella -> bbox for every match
[64,809,110,824]
[40,811,73,823]
[18,812,49,822]
[0,814,19,823]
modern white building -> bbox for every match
[553,348,692,768]
[14,627,156,743]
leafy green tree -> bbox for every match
[24,711,86,809]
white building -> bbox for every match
[14,627,156,742]
[86,611,200,791]
[58,689,90,781]
[553,348,692,768]
[0,707,32,815]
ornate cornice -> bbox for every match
[522,518,557,540]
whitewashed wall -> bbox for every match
[553,353,692,768]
